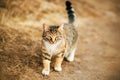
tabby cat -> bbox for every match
[41,1,78,75]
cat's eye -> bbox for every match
[42,36,46,39]
[46,36,52,40]
[43,36,52,40]
[55,36,62,40]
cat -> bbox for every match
[41,1,78,75]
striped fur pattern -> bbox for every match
[41,1,78,75]
[66,0,75,24]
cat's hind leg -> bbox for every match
[66,47,76,62]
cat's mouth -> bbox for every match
[49,41,56,44]
[43,39,62,45]
[49,40,62,44]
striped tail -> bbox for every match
[66,1,75,24]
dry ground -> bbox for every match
[0,0,120,80]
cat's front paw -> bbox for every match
[42,69,50,76]
[54,66,62,72]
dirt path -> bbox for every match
[0,0,120,80]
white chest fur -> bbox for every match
[43,40,62,55]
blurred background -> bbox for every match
[0,0,120,80]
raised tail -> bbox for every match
[66,1,75,24]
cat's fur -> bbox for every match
[41,1,78,75]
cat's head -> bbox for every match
[42,24,64,44]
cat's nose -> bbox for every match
[52,38,55,42]
[51,39,55,44]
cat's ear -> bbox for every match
[43,23,48,31]
[58,24,64,30]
